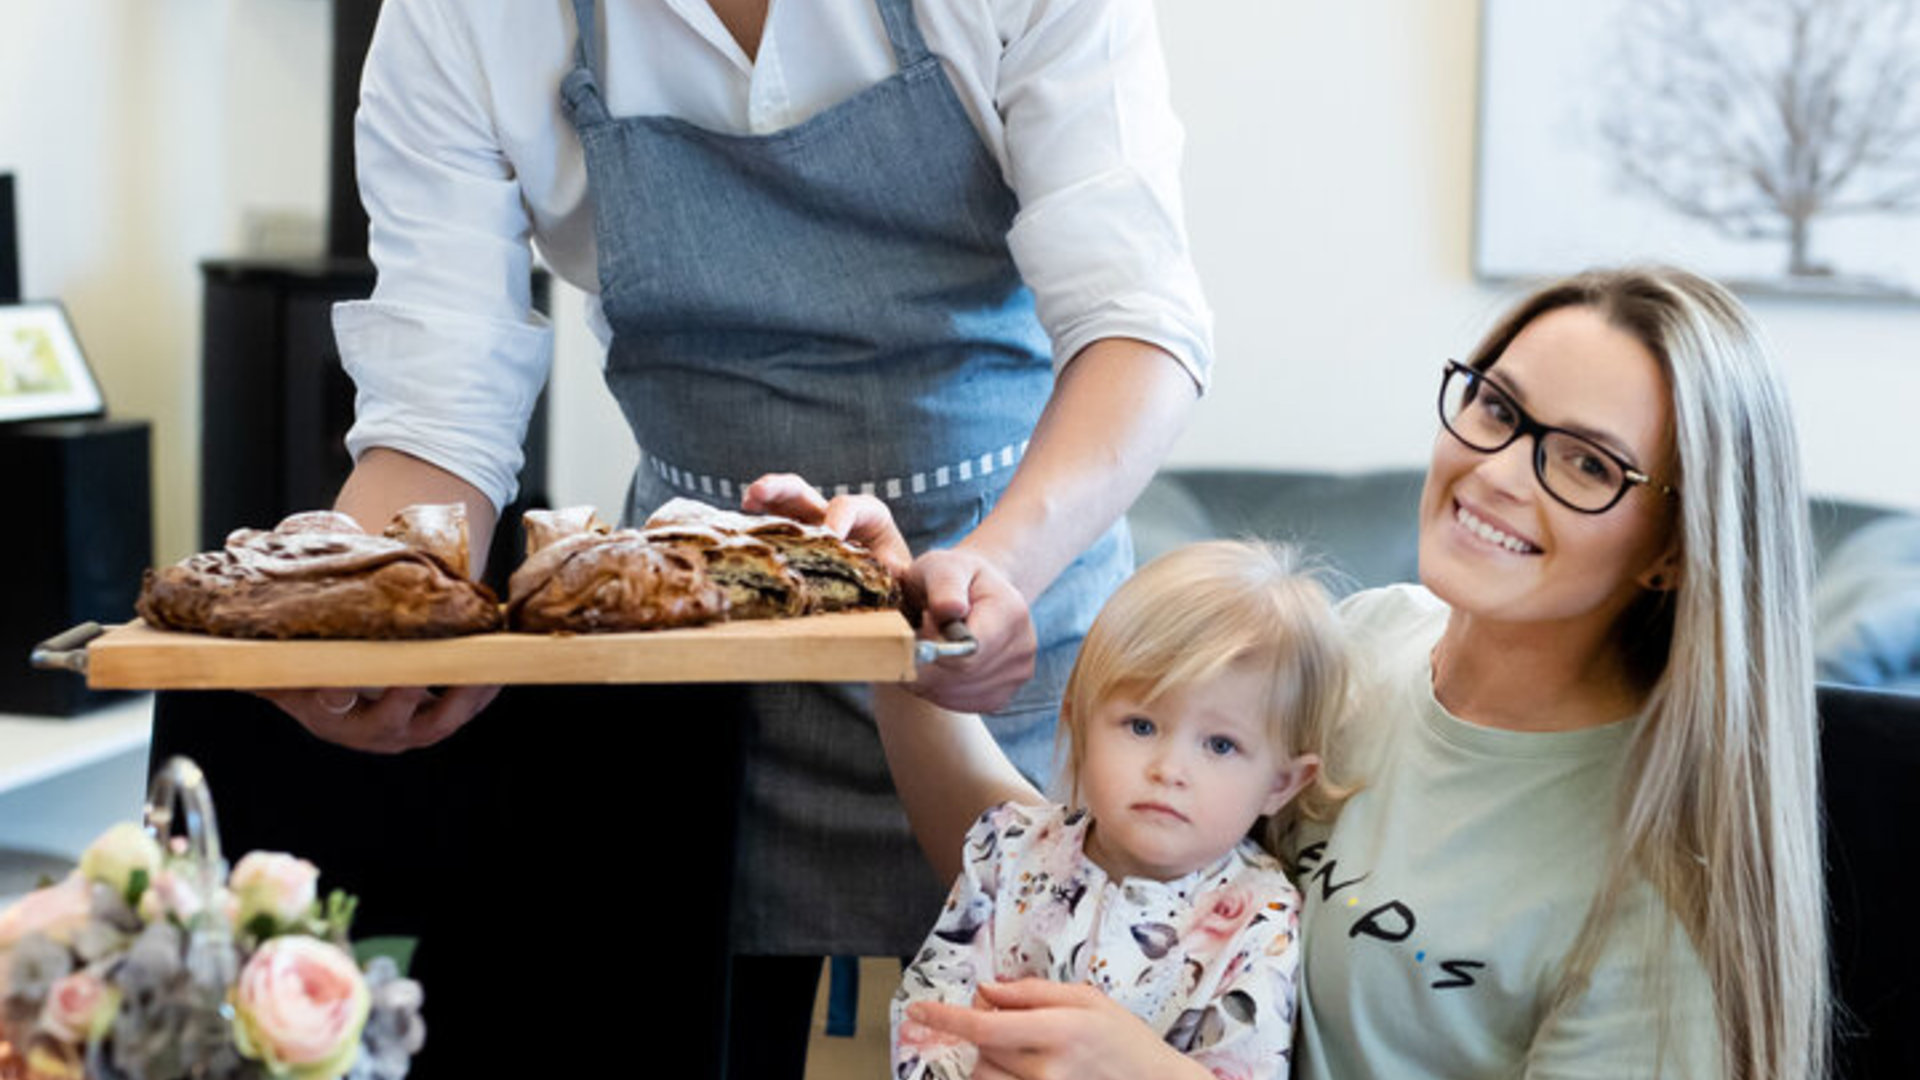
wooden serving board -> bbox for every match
[82,612,919,690]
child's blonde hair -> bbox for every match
[1059,540,1350,856]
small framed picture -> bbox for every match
[0,301,105,423]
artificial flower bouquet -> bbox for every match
[0,759,423,1080]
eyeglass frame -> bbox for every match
[1437,359,1676,515]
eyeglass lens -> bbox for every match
[1440,367,1628,512]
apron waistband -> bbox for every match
[637,439,1030,505]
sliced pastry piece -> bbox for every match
[638,523,806,620]
[644,498,900,613]
[772,534,901,614]
[137,505,501,639]
[507,524,728,633]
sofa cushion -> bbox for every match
[1128,469,1425,596]
[1815,515,1920,693]
[1126,472,1218,569]
[1130,468,1919,690]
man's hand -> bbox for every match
[743,473,912,577]
[905,547,1034,714]
[257,685,501,754]
[743,474,1036,713]
[250,449,504,753]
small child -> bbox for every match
[877,540,1350,1080]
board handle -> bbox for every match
[30,621,103,676]
[914,620,978,666]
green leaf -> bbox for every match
[323,889,360,942]
[353,936,419,976]
[126,868,150,908]
[246,912,278,941]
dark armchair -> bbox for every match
[1822,683,1920,1079]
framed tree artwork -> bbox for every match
[1475,0,1920,300]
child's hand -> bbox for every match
[907,980,1210,1080]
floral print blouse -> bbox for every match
[890,802,1303,1080]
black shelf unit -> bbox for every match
[198,257,550,595]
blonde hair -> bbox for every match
[1059,540,1351,858]
[1468,267,1827,1080]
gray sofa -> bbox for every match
[1127,467,1920,693]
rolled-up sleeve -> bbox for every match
[337,0,554,510]
[337,302,551,511]
[997,0,1214,390]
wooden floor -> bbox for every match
[804,958,900,1080]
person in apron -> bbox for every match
[175,1,1213,1075]
[559,1,1179,1068]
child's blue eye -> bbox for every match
[1205,735,1240,757]
[1128,717,1156,737]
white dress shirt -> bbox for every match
[337,0,1214,510]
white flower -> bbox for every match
[230,852,320,929]
[78,824,162,897]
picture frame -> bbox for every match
[1474,0,1920,302]
[0,300,106,423]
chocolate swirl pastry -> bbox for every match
[643,498,900,613]
[507,513,728,632]
[637,523,806,620]
[136,505,502,639]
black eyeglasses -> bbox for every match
[1437,360,1674,514]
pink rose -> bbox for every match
[230,853,319,928]
[0,873,93,949]
[1183,885,1257,949]
[231,937,370,1080]
[39,972,118,1044]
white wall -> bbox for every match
[4,0,1914,573]
[1,0,329,565]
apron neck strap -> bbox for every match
[874,0,933,70]
[564,0,931,116]
[563,0,609,125]
[570,0,602,82]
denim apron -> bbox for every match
[561,0,1130,955]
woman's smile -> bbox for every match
[1450,497,1542,555]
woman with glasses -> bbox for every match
[1291,266,1826,1080]
[903,267,1827,1080]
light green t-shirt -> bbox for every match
[1289,586,1721,1079]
